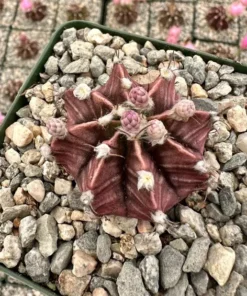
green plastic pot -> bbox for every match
[0,20,247,295]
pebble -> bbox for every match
[70,41,94,60]
[36,214,58,258]
[54,178,72,195]
[63,58,90,74]
[90,56,105,78]
[0,188,14,210]
[219,224,243,247]
[227,106,247,132]
[120,234,137,260]
[236,132,247,154]
[74,230,98,257]
[186,285,196,296]
[51,242,73,275]
[58,224,75,241]
[179,205,208,237]
[207,61,221,72]
[117,261,149,296]
[97,234,112,264]
[24,164,42,177]
[102,216,122,238]
[122,57,148,75]
[206,204,230,222]
[214,142,232,163]
[99,259,122,280]
[44,56,59,75]
[5,163,19,179]
[94,45,115,61]
[170,238,189,254]
[234,244,247,276]
[205,243,236,286]
[1,205,31,223]
[87,29,112,45]
[134,233,162,255]
[191,84,208,98]
[122,42,139,57]
[114,216,138,236]
[175,76,188,97]
[216,271,243,296]
[207,191,220,205]
[62,27,77,46]
[235,215,247,236]
[0,235,22,268]
[183,237,210,273]
[147,50,166,65]
[59,51,71,71]
[206,224,221,242]
[54,41,66,56]
[205,71,219,90]
[42,161,60,182]
[159,245,185,289]
[39,192,60,213]
[208,81,232,100]
[165,273,188,296]
[19,216,37,248]
[192,98,217,112]
[0,221,13,234]
[21,149,41,164]
[58,270,91,296]
[92,287,108,296]
[219,172,237,190]
[72,250,97,277]
[191,270,209,296]
[168,223,197,243]
[235,188,247,203]
[139,255,159,294]
[219,65,234,76]
[51,206,72,224]
[237,285,247,296]
[221,72,247,86]
[189,55,206,85]
[219,187,237,216]
[5,148,21,165]
[27,179,45,202]
[223,153,247,172]
[25,247,50,283]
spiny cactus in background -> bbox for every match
[113,1,138,26]
[48,63,212,221]
[0,0,4,11]
[66,3,89,21]
[159,1,184,29]
[16,32,39,59]
[207,44,236,60]
[25,1,47,21]
[3,79,23,101]
[206,6,231,31]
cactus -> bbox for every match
[49,63,212,221]
[25,1,47,21]
[16,32,39,60]
[206,6,231,31]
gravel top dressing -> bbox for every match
[1,25,247,296]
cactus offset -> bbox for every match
[49,63,212,221]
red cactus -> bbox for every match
[49,63,212,221]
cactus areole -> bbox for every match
[48,63,212,221]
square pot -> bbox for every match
[13,0,59,31]
[104,1,150,36]
[194,1,239,44]
[149,1,194,42]
[1,20,247,296]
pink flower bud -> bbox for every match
[47,118,67,139]
[121,110,141,133]
[228,2,245,17]
[166,35,179,44]
[168,26,181,38]
[147,120,168,145]
[129,86,149,108]
[20,0,33,12]
[174,100,196,119]
[241,0,247,6]
[240,35,247,50]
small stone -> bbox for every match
[54,41,66,56]
[94,46,115,61]
[11,123,33,147]
[59,74,75,88]
[179,205,208,237]
[219,172,237,190]
[186,285,196,296]
[207,191,220,205]
[0,188,14,210]
[139,255,159,294]
[5,163,19,179]
[206,224,221,242]
[219,187,236,216]
[147,49,166,65]
[0,235,21,268]
[120,234,137,259]
[205,243,236,286]
[70,41,94,60]
[19,216,37,248]
[58,224,75,241]
[122,42,140,57]
[92,287,108,296]
[159,245,185,289]
[183,237,210,273]
[117,261,149,296]
[205,71,219,90]
[97,234,112,263]
[169,238,189,254]
[114,216,137,235]
[36,214,58,258]
[216,271,243,296]
[122,57,147,75]
[235,215,247,235]
[206,203,230,222]
[192,98,217,112]
[234,244,247,276]
[39,192,60,213]
[134,233,162,255]
[63,58,90,74]
[98,73,109,85]
[208,81,232,100]
[137,220,154,233]
[189,55,206,84]
[235,188,247,203]
[45,56,59,75]
[5,149,21,165]
[24,164,42,177]
[214,143,232,163]
[42,161,60,182]
[25,247,50,283]
[223,153,247,172]
[54,178,72,195]
[175,76,188,97]
[227,106,247,132]
[58,51,71,72]
[236,132,247,153]
[90,56,105,78]
[72,250,97,277]
[168,223,197,244]
[221,72,247,86]
[21,149,41,164]
[27,179,45,202]
[74,230,98,256]
[219,224,243,247]
[62,27,77,46]
[51,206,72,224]
[1,205,31,223]
[237,285,247,296]
[0,221,13,234]
[191,270,209,296]
[102,216,122,238]
[207,61,221,72]
[219,65,234,76]
[51,242,73,275]
[99,259,122,280]
[191,84,208,98]
[165,273,188,296]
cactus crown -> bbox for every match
[206,6,231,31]
[66,4,89,21]
[25,1,47,21]
[3,79,23,101]
[49,63,212,221]
[114,4,138,26]
[159,2,184,29]
[16,32,39,60]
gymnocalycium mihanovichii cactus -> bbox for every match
[47,63,212,222]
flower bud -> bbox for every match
[73,83,91,100]
[147,120,168,145]
[121,110,141,133]
[46,118,67,139]
[174,100,196,121]
[129,86,149,108]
